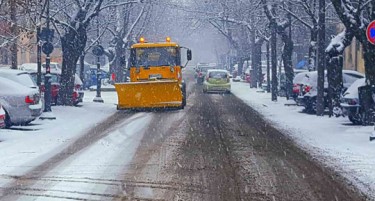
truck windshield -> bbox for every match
[132,47,180,67]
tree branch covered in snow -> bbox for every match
[325,29,353,57]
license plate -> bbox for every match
[149,74,162,79]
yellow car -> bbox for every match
[203,69,231,93]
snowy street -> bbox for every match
[0,69,370,200]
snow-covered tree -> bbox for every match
[46,0,139,105]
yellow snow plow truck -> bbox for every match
[115,37,192,110]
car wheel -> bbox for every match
[4,110,12,128]
[348,115,360,125]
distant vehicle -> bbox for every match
[195,63,209,79]
[0,77,43,128]
[298,70,364,113]
[341,78,365,124]
[196,65,217,84]
[29,70,84,105]
[0,104,5,128]
[203,69,231,93]
[0,69,37,89]
[232,76,242,82]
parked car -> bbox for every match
[293,71,311,102]
[232,76,242,82]
[84,68,109,89]
[0,69,37,89]
[341,78,365,124]
[20,62,61,72]
[0,104,5,128]
[298,70,364,113]
[0,77,43,128]
[203,69,231,93]
[19,63,38,71]
[29,70,84,105]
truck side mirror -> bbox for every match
[187,49,192,61]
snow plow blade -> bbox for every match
[115,81,183,109]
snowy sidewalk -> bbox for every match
[0,91,118,179]
[231,81,375,199]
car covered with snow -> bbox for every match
[0,77,43,128]
[340,78,365,124]
[0,69,37,89]
[293,71,311,102]
[297,70,364,113]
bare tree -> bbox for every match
[46,0,139,105]
[263,0,294,100]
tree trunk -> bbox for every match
[327,56,343,117]
[255,39,264,88]
[309,29,318,71]
[79,53,85,87]
[58,29,87,105]
[266,41,271,93]
[362,42,375,123]
[281,32,294,100]
[250,30,257,88]
[316,0,326,116]
[238,58,244,78]
[271,22,278,101]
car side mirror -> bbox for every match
[187,49,192,61]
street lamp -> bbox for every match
[40,0,56,120]
[92,14,104,103]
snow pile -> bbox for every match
[231,81,375,198]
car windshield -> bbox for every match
[132,47,180,67]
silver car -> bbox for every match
[0,77,43,128]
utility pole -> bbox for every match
[93,15,104,103]
[316,0,326,116]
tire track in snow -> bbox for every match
[0,111,138,200]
